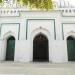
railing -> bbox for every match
[0,1,75,17]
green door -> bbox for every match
[6,36,15,61]
[67,36,75,61]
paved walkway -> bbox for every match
[0,62,75,75]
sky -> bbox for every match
[53,0,75,6]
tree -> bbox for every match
[18,0,53,10]
[0,0,2,3]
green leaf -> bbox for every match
[0,0,2,3]
[17,0,53,10]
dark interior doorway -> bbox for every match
[6,36,15,61]
[67,36,75,61]
[33,33,49,62]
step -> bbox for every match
[0,62,75,75]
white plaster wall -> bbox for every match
[21,11,62,40]
[1,23,19,40]
[0,23,19,61]
[0,40,6,61]
[0,11,62,40]
[14,40,68,63]
[28,20,54,40]
[63,24,75,39]
[0,10,70,63]
[15,40,31,62]
[51,40,68,63]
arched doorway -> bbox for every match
[33,33,49,62]
[6,36,15,61]
[67,36,75,61]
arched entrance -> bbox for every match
[33,33,49,62]
[6,36,15,61]
[67,36,75,61]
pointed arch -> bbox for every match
[2,31,16,61]
[33,33,49,62]
[3,31,15,40]
[65,31,75,40]
[5,36,15,61]
[67,35,75,61]
[30,28,51,62]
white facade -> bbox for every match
[0,2,75,63]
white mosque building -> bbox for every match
[0,0,75,63]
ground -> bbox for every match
[0,62,75,75]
